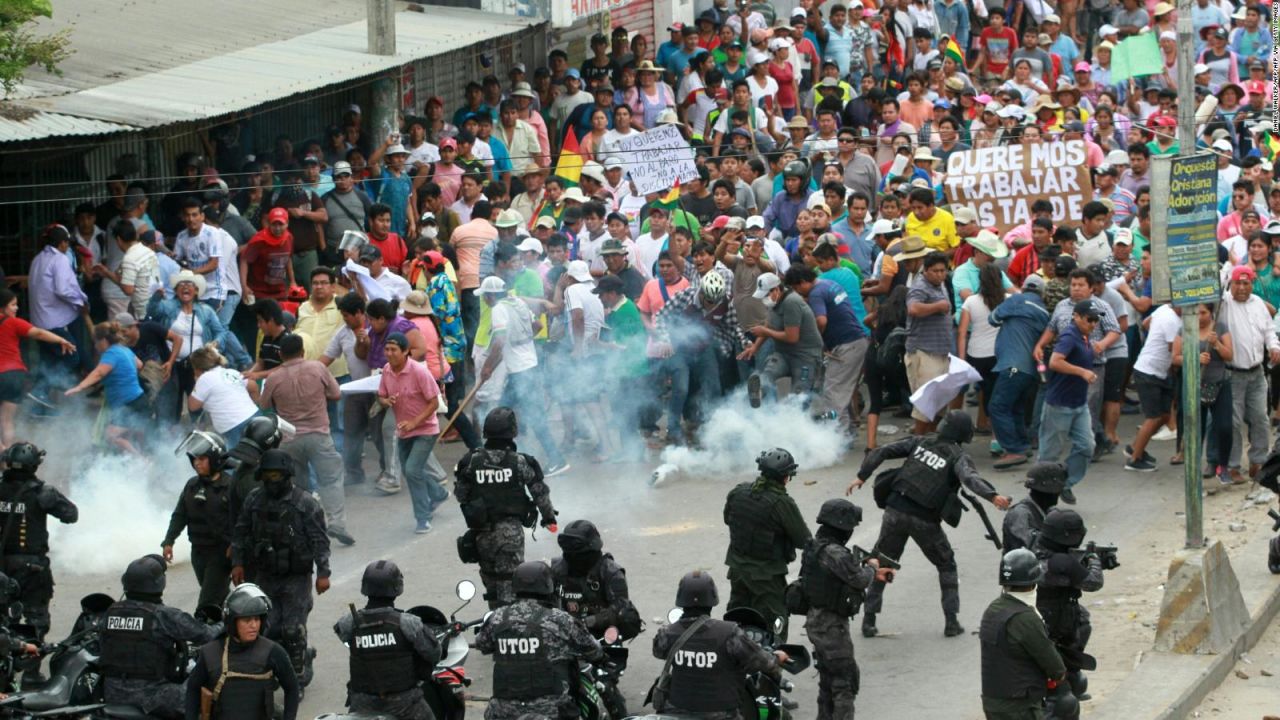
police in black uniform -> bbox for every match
[0,571,38,692]
[455,407,557,609]
[231,448,331,688]
[476,560,603,720]
[0,442,77,678]
[980,549,1066,720]
[798,499,895,720]
[187,582,300,720]
[162,430,234,611]
[1032,509,1103,702]
[1002,463,1067,554]
[333,560,442,720]
[723,448,811,641]
[848,410,1011,638]
[651,571,786,720]
[226,415,284,524]
[550,519,642,640]
[100,554,218,719]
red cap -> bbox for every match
[1245,80,1268,96]
[439,137,458,150]
[267,207,289,224]
[1231,264,1257,282]
[710,215,731,229]
[423,250,446,271]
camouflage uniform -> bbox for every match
[651,612,782,720]
[231,484,330,684]
[475,598,602,720]
[801,542,876,720]
[1001,499,1047,554]
[102,603,218,718]
[455,442,556,609]
[333,605,441,720]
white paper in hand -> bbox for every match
[908,354,982,421]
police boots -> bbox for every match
[861,613,877,638]
[1269,535,1280,574]
[943,613,965,637]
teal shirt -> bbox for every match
[819,266,870,334]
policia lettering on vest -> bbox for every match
[848,411,1011,638]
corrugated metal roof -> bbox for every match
[5,7,535,141]
[0,110,136,143]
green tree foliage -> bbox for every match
[0,0,72,96]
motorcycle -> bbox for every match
[575,626,628,720]
[0,593,113,718]
[623,607,810,720]
[316,579,487,720]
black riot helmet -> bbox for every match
[121,554,167,596]
[2,442,45,472]
[178,430,229,472]
[241,415,283,452]
[558,519,603,555]
[1000,548,1044,589]
[1024,462,1068,494]
[483,406,519,440]
[816,498,862,532]
[361,560,405,599]
[676,570,719,609]
[938,410,975,445]
[1040,509,1087,548]
[756,448,799,481]
[512,561,555,597]
[256,449,295,498]
[223,583,272,621]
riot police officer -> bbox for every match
[187,582,300,720]
[454,407,557,609]
[1002,463,1067,554]
[226,415,284,523]
[0,442,77,677]
[1033,509,1103,701]
[100,554,218,718]
[980,549,1066,720]
[0,571,38,691]
[231,448,331,687]
[848,410,1011,638]
[550,519,642,640]
[333,560,441,720]
[651,571,786,720]
[723,448,811,640]
[475,560,603,720]
[798,499,895,720]
[162,430,233,610]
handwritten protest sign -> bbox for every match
[942,140,1093,236]
[615,124,699,196]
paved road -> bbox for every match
[35,417,1218,719]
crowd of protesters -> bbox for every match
[11,0,1280,527]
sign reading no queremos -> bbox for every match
[615,124,699,197]
[942,140,1094,235]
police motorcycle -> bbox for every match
[574,625,628,720]
[316,580,488,720]
[0,593,112,718]
[623,608,810,720]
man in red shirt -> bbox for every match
[366,203,409,276]
[974,12,1018,81]
[239,207,296,304]
[1007,218,1054,287]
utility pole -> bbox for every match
[368,0,396,56]
[1175,0,1201,549]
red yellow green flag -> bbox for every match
[554,127,583,186]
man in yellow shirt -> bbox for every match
[904,187,960,262]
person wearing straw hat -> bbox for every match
[367,136,416,240]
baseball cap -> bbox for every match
[267,207,289,224]
[1098,23,1118,37]
[1073,61,1091,73]
[478,276,507,294]
[565,68,582,80]
[746,215,766,230]
[534,215,557,230]
[1022,274,1047,293]
[438,137,458,150]
[603,156,624,170]
[1044,13,1060,23]
[332,161,352,177]
[301,154,320,165]
[952,206,978,225]
[593,274,625,296]
[1212,138,1233,152]
[358,244,383,263]
[1193,63,1210,75]
[752,272,782,299]
[516,237,544,254]
[710,215,732,230]
[114,312,138,328]
[566,260,593,283]
[1105,149,1130,166]
[1073,300,1100,320]
[871,218,900,235]
[1245,80,1268,96]
[1230,264,1257,282]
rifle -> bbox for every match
[959,489,1002,551]
[853,545,902,571]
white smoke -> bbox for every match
[23,410,194,577]
[652,391,848,485]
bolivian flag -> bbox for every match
[1260,130,1280,164]
[555,127,584,186]
[942,35,965,66]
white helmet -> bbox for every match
[700,271,727,304]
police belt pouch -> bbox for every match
[457,529,480,564]
[784,579,809,615]
[646,615,711,711]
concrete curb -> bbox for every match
[1090,569,1280,719]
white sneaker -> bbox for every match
[1151,426,1177,442]
[375,473,402,494]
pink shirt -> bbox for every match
[408,316,452,381]
[378,358,441,438]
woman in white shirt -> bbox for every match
[957,264,1008,438]
[745,50,780,113]
[188,344,260,445]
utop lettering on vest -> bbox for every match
[355,632,398,649]
[498,637,541,654]
[673,650,719,668]
[0,501,26,514]
[475,468,514,484]
[912,445,948,471]
[107,616,145,631]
